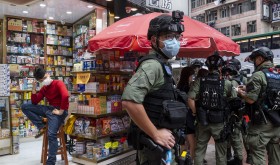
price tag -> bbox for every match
[104,142,112,149]
[112,141,119,148]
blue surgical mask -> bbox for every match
[160,38,180,59]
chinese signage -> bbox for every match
[146,0,189,15]
[272,3,280,22]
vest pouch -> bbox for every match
[208,110,224,123]
[263,109,280,126]
[197,107,208,126]
[160,100,188,129]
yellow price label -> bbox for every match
[112,141,119,148]
[104,142,112,149]
[76,73,90,84]
[181,151,187,157]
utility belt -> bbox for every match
[197,107,225,126]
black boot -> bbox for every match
[246,150,253,164]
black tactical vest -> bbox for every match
[199,73,226,111]
[262,69,280,111]
[136,55,176,127]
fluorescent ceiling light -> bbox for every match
[131,7,138,11]
[114,16,120,19]
[49,17,54,20]
[106,0,113,1]
[23,11,28,14]
[87,5,93,8]
[40,3,46,7]
[66,11,72,14]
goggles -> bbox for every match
[168,23,184,33]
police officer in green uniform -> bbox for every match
[237,47,280,165]
[223,58,248,165]
[188,53,234,165]
[122,11,186,165]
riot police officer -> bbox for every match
[191,59,204,76]
[188,53,234,165]
[223,58,248,165]
[237,47,280,165]
[122,11,187,165]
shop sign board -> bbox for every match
[272,3,280,22]
[145,0,188,14]
[8,19,22,31]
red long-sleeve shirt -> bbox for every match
[31,80,69,110]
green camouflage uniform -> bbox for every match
[245,61,280,165]
[188,71,234,165]
[122,54,177,165]
[229,74,247,161]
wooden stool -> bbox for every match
[41,118,68,165]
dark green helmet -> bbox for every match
[205,52,224,69]
[147,14,184,40]
[249,47,274,61]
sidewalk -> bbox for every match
[0,139,78,165]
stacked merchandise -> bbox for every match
[0,65,12,155]
[45,23,73,91]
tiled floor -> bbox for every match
[0,138,78,165]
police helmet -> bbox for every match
[248,47,274,61]
[228,58,241,71]
[205,52,224,69]
[191,60,204,68]
[147,13,184,40]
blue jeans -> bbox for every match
[21,103,68,165]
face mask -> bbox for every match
[160,38,180,59]
[42,77,53,86]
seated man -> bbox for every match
[21,66,69,165]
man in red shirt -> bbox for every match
[21,67,69,165]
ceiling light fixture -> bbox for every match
[106,0,113,1]
[49,17,54,20]
[114,16,120,19]
[40,3,46,7]
[87,5,93,8]
[66,11,72,14]
[23,11,28,14]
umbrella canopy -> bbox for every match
[88,13,240,58]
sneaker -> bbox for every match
[35,127,46,139]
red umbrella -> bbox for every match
[88,13,240,58]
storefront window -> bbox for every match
[250,36,271,48]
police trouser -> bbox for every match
[246,121,280,165]
[194,123,227,165]
[228,121,243,160]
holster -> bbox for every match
[263,108,280,126]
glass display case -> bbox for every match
[0,96,12,155]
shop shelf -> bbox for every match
[46,34,72,37]
[0,137,11,140]
[71,130,128,140]
[71,110,127,119]
[46,54,73,57]
[7,41,32,45]
[73,32,86,38]
[72,148,135,164]
[71,70,133,75]
[46,44,71,48]
[11,90,33,92]
[70,91,123,95]
[8,30,44,35]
